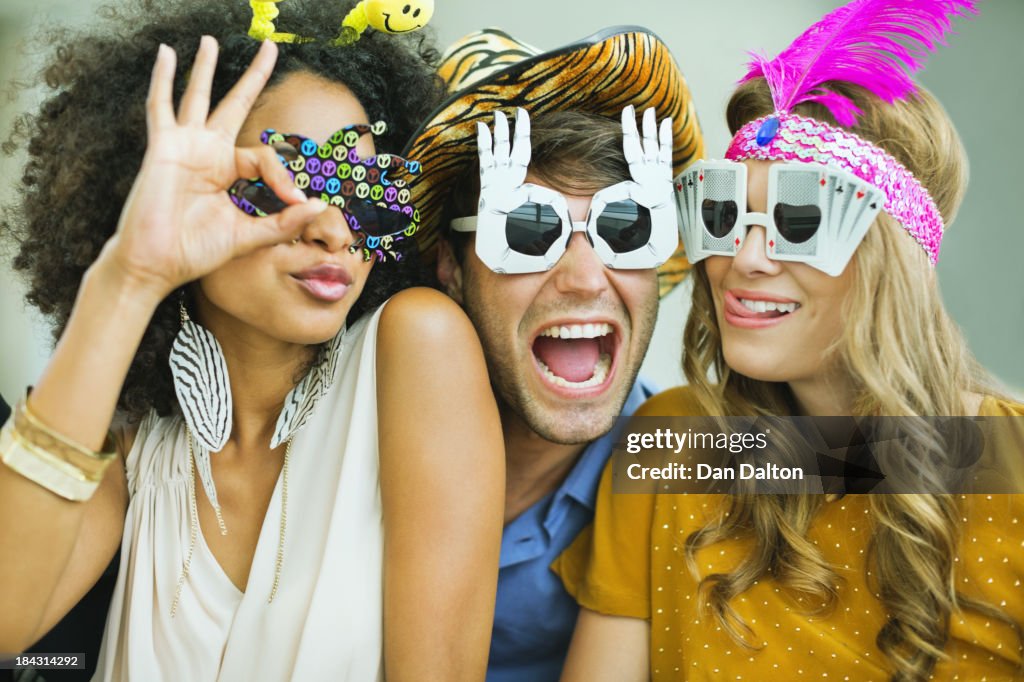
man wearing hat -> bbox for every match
[404,26,703,680]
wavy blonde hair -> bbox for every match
[682,79,1022,681]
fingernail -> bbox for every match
[310,198,328,212]
[292,188,308,202]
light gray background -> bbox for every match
[2,0,1022,401]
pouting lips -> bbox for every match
[532,323,616,388]
[292,264,353,303]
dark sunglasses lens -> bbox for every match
[595,201,651,254]
[229,179,288,215]
[271,141,300,162]
[506,203,563,256]
[773,204,822,243]
[345,198,413,236]
[701,199,738,238]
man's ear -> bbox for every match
[436,240,464,304]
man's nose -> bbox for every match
[551,231,609,297]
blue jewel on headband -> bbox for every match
[756,116,781,147]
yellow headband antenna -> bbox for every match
[247,0,435,46]
[247,0,304,43]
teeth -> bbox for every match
[537,354,612,389]
[540,322,614,340]
[739,298,799,314]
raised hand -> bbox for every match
[106,37,327,299]
[476,108,533,222]
[621,105,674,210]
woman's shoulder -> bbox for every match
[634,385,707,418]
[979,394,1024,417]
[377,287,474,347]
[374,287,487,387]
[111,410,170,458]
[111,410,186,494]
[974,394,1024,491]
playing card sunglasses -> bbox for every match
[675,160,884,277]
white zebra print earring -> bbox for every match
[169,301,232,454]
[170,301,233,532]
[270,326,346,448]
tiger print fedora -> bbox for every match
[402,26,705,297]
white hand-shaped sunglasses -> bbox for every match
[449,106,679,274]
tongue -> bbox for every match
[533,337,601,383]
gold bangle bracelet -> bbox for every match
[8,427,110,482]
[15,398,116,473]
[0,419,106,501]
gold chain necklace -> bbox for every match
[171,428,291,616]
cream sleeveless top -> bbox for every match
[94,305,385,681]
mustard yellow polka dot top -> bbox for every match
[553,387,1024,681]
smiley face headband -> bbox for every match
[690,0,978,273]
[449,106,679,274]
[229,121,422,263]
[248,0,435,45]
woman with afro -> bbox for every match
[0,1,504,679]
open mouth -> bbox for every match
[531,322,619,391]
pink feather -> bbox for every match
[742,0,977,126]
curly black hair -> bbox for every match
[1,0,445,421]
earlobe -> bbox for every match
[436,243,465,303]
[436,240,464,304]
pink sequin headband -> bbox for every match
[725,113,944,264]
[722,0,977,267]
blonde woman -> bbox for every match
[553,1,1024,680]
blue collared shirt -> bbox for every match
[486,377,659,682]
